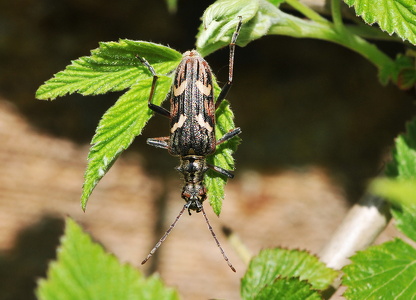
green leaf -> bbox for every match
[370,114,416,248]
[379,54,416,86]
[206,98,241,216]
[36,39,181,100]
[397,67,416,90]
[81,76,172,210]
[343,239,416,300]
[36,39,182,210]
[197,0,261,56]
[379,118,416,224]
[390,134,416,179]
[396,54,416,89]
[378,116,416,205]
[36,218,179,300]
[201,0,259,32]
[385,118,416,179]
[253,277,322,300]
[344,0,416,45]
[391,206,416,242]
[197,0,289,57]
[241,248,338,299]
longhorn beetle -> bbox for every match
[139,17,242,272]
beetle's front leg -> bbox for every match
[147,136,170,150]
[137,55,171,118]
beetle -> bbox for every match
[139,17,242,272]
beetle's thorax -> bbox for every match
[176,155,209,213]
[182,50,200,58]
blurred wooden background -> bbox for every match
[0,0,414,299]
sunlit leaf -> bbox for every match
[241,248,338,299]
[251,277,322,300]
[344,0,416,45]
[36,218,179,300]
[206,95,241,215]
[81,77,171,209]
[36,40,181,100]
[343,239,416,300]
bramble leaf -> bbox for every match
[385,118,416,180]
[81,76,172,210]
[251,277,322,300]
[206,97,241,216]
[36,40,181,100]
[371,118,416,240]
[343,239,416,300]
[37,40,183,210]
[197,0,281,57]
[392,206,416,242]
[36,218,179,300]
[241,248,338,299]
[395,54,416,89]
[344,0,416,45]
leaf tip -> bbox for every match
[81,197,88,212]
[35,86,53,101]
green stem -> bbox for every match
[285,0,329,24]
[331,0,343,29]
[268,13,395,79]
[346,24,403,42]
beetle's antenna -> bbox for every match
[201,206,236,272]
[141,204,187,265]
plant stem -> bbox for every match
[285,0,329,24]
[331,0,343,29]
[224,227,252,266]
[268,12,395,78]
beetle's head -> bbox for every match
[182,183,207,214]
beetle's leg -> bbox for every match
[137,55,171,118]
[216,127,241,145]
[147,136,170,150]
[215,17,243,109]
